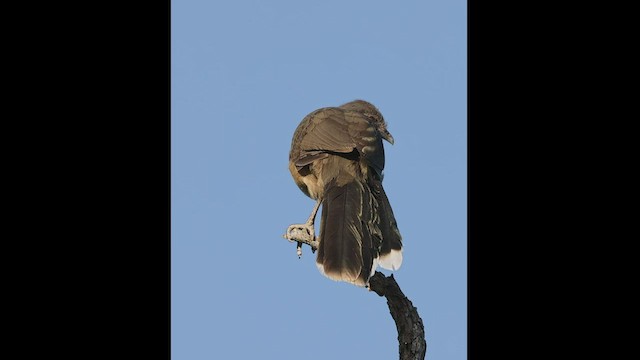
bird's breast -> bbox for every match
[289,161,323,200]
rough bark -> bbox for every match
[283,232,427,359]
[369,272,427,360]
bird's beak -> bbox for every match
[382,130,395,145]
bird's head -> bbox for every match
[339,99,394,145]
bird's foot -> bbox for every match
[283,223,319,257]
[286,223,314,242]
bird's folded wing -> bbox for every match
[293,107,385,176]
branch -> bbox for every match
[369,272,427,360]
[283,230,426,359]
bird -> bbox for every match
[287,99,403,287]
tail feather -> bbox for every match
[316,179,374,287]
[371,178,403,271]
[316,176,402,287]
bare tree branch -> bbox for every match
[283,232,427,359]
[369,272,427,360]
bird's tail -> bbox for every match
[316,178,375,287]
[316,176,403,287]
[370,177,403,271]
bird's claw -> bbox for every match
[284,223,317,258]
[286,223,315,242]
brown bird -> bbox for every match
[287,100,403,287]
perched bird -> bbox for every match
[287,100,403,287]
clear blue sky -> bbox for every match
[171,1,466,359]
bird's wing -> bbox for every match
[291,107,385,176]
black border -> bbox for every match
[59,2,172,358]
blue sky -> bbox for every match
[171,1,466,359]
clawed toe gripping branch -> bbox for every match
[283,200,322,258]
[283,223,319,258]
